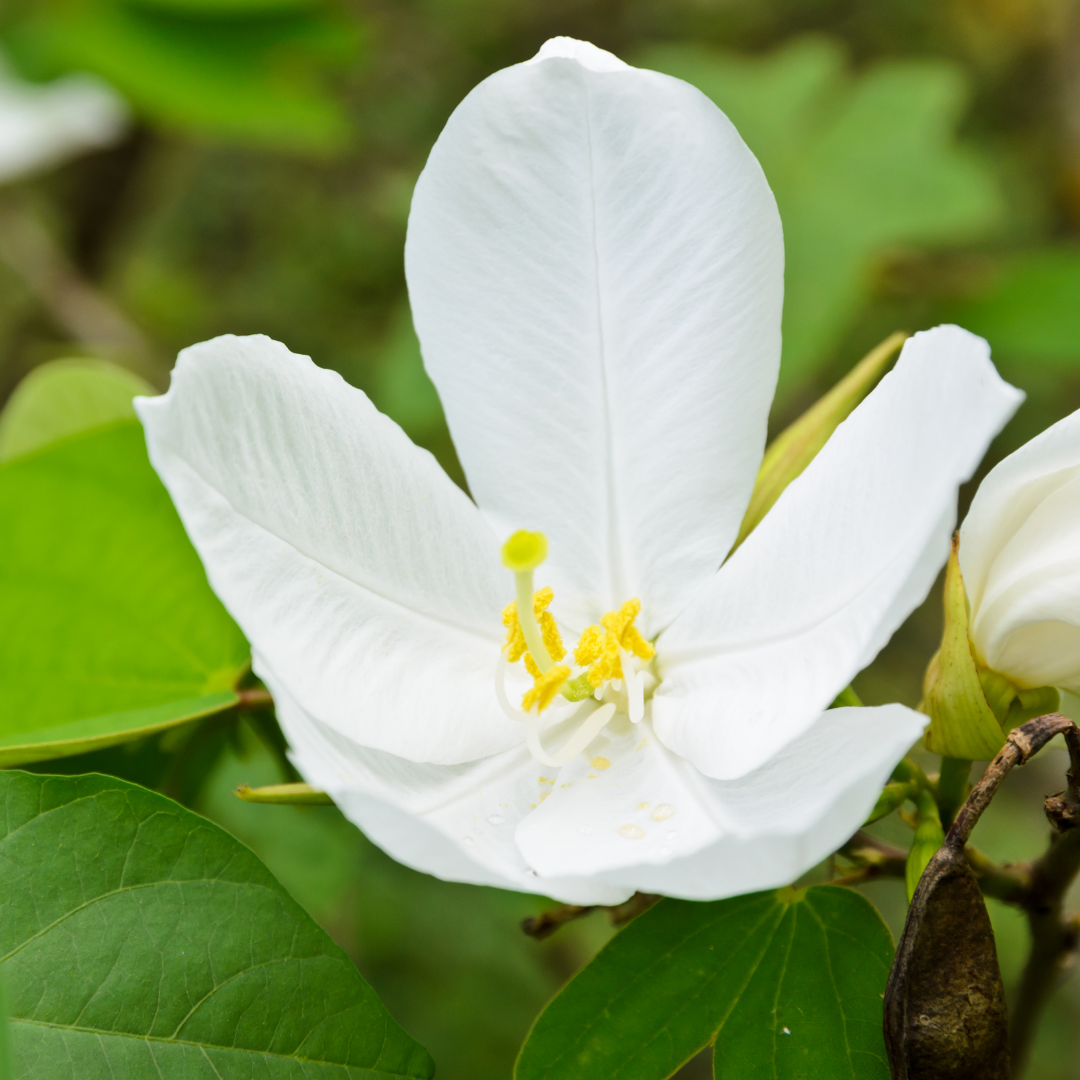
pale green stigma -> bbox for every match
[501,529,548,572]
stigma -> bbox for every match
[497,530,656,767]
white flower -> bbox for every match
[960,408,1080,695]
[137,38,1021,904]
[0,52,127,184]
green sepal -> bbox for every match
[922,537,1009,760]
[1006,684,1060,728]
[864,780,917,826]
[732,331,906,551]
[235,782,333,805]
[906,788,945,901]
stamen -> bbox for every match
[522,664,571,713]
[526,703,617,767]
[620,646,645,723]
[495,653,527,722]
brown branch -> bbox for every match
[237,687,274,710]
[0,195,164,385]
[1009,726,1080,1074]
[521,892,661,940]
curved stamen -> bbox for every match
[620,646,645,723]
[526,702,617,768]
[495,652,528,722]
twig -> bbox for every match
[521,892,661,940]
[0,194,164,385]
[522,903,596,940]
[1009,725,1080,1073]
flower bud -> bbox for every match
[923,536,1059,760]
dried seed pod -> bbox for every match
[884,842,1009,1079]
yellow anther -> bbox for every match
[602,599,655,661]
[501,530,548,572]
[523,664,571,713]
[572,598,653,688]
[534,586,566,662]
[524,653,541,680]
[503,588,565,668]
[573,625,604,667]
[502,601,528,662]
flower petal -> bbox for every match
[405,37,783,634]
[961,408,1080,690]
[272,674,631,905]
[655,325,1022,779]
[136,334,520,764]
[0,60,128,182]
[517,705,923,898]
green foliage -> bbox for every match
[0,973,9,1080]
[641,38,1002,393]
[0,770,434,1078]
[0,358,153,461]
[3,0,362,152]
[0,419,249,764]
[201,727,610,1080]
[515,886,894,1080]
[948,248,1080,369]
[371,302,445,440]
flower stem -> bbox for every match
[937,756,972,829]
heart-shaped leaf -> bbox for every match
[516,885,893,1080]
[0,419,250,765]
[0,770,435,1078]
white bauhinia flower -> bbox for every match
[136,37,1023,905]
[0,52,128,183]
[960,408,1080,695]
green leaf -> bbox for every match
[0,971,9,1080]
[515,886,893,1080]
[0,358,154,462]
[6,0,361,152]
[0,420,250,765]
[946,247,1080,368]
[0,770,435,1078]
[640,38,1002,393]
[371,302,446,440]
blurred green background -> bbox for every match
[3,0,1080,1077]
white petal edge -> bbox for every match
[961,407,1080,690]
[136,334,521,764]
[405,37,783,635]
[518,704,923,898]
[655,325,1022,779]
[0,57,127,182]
[270,672,632,905]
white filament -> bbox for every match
[526,703,617,767]
[620,646,645,723]
[495,652,527,722]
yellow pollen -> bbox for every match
[522,664,571,713]
[572,598,653,687]
[503,587,565,667]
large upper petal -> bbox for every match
[136,334,521,764]
[961,408,1080,691]
[654,325,1022,779]
[405,37,783,635]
